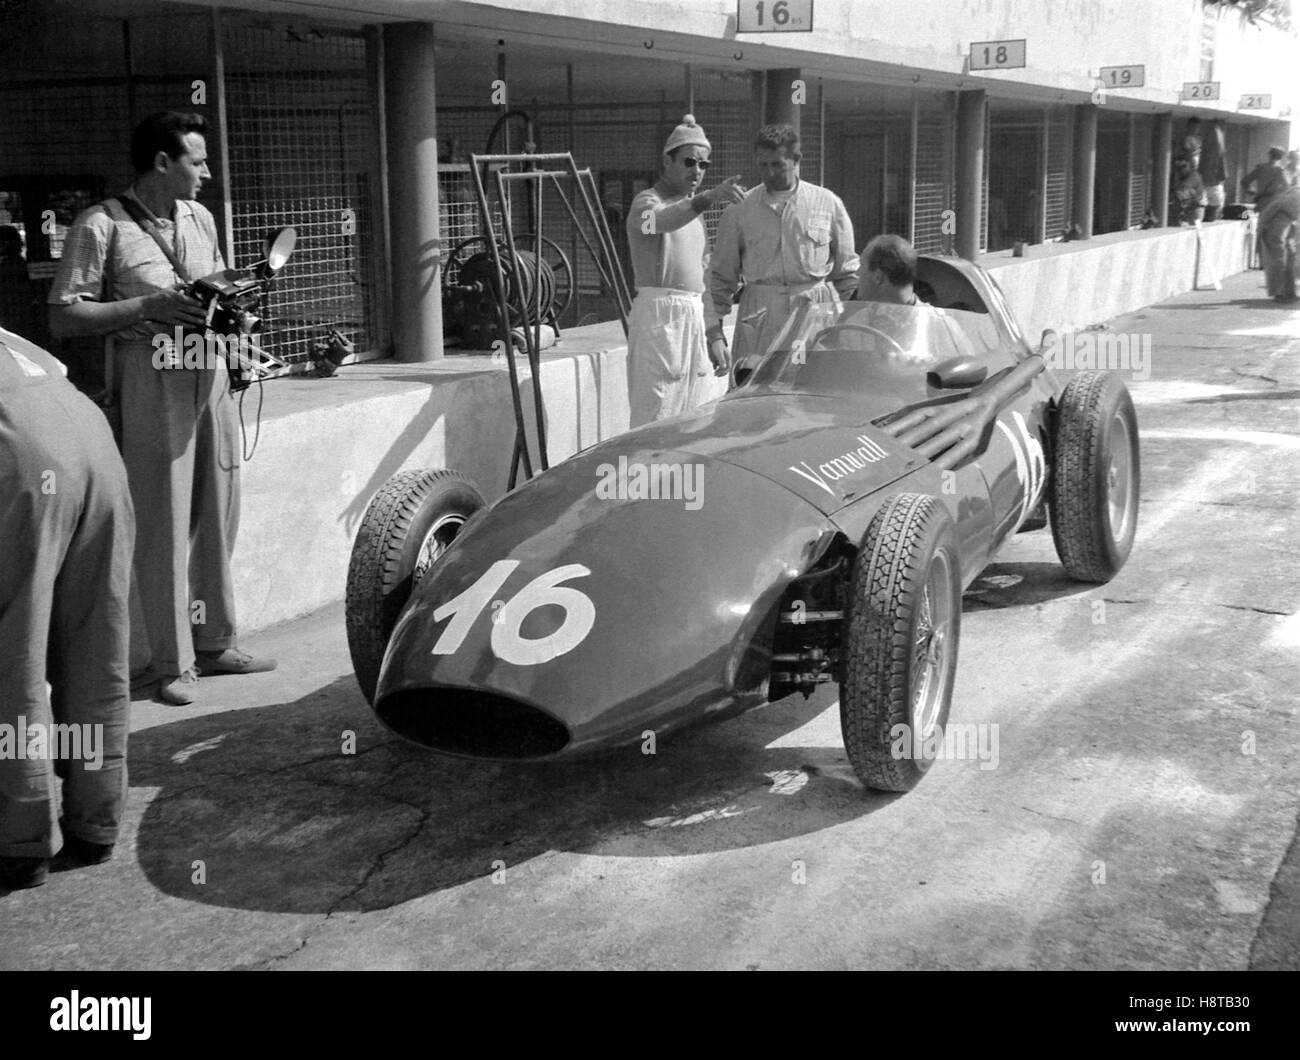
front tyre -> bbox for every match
[1050,371,1140,583]
[841,493,962,793]
[345,469,485,704]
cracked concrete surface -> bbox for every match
[2,270,1298,970]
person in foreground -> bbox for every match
[0,326,132,890]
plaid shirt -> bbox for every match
[47,189,225,345]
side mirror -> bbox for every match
[263,227,297,274]
[926,356,988,390]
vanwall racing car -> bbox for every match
[345,255,1139,792]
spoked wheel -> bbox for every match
[345,469,486,704]
[1050,371,1140,582]
[840,493,962,793]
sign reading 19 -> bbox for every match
[1099,65,1145,88]
[737,0,813,33]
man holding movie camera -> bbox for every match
[48,111,275,706]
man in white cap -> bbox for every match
[708,124,859,370]
[625,114,745,427]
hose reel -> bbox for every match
[442,235,573,350]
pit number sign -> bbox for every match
[737,0,813,32]
[1099,65,1145,88]
[1240,94,1272,109]
[1183,81,1220,101]
[969,39,1027,71]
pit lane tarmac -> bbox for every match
[3,271,1298,970]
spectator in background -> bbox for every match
[1242,146,1288,210]
[707,123,859,372]
[1197,120,1227,222]
[0,225,39,341]
[1172,157,1206,226]
[0,326,134,891]
[1242,147,1288,270]
[1181,117,1204,163]
[1258,180,1300,303]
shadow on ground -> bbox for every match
[126,676,882,913]
[123,556,1084,915]
[964,561,1092,612]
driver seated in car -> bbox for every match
[855,234,918,306]
[796,235,927,365]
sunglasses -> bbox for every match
[682,157,711,170]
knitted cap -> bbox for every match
[664,114,711,155]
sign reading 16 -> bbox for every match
[430,560,596,665]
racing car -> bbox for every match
[345,255,1139,792]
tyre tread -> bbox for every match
[345,469,483,704]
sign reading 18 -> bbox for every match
[968,39,1026,71]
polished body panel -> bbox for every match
[369,257,1067,760]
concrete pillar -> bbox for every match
[955,89,986,261]
[383,22,442,361]
[763,68,802,136]
[1153,112,1173,227]
[1072,104,1098,240]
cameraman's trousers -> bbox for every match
[0,330,132,858]
[116,343,241,678]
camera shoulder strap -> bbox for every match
[115,193,193,284]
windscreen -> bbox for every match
[742,300,1002,397]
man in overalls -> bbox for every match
[707,123,859,374]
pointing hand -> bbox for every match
[708,175,747,207]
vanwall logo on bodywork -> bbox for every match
[789,434,889,496]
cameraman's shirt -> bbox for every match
[47,189,226,347]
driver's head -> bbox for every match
[856,235,917,304]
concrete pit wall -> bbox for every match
[235,220,1253,631]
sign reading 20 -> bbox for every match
[430,560,596,665]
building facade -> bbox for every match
[0,0,1295,363]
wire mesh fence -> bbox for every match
[220,16,382,365]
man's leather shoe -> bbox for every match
[51,837,114,872]
[0,856,49,890]
[195,648,277,675]
[159,667,199,705]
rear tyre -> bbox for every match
[1049,371,1140,583]
[841,494,962,793]
[345,469,485,704]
